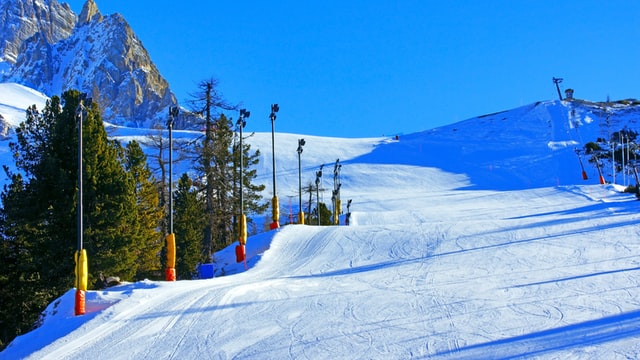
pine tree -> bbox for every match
[0,171,54,349]
[77,94,139,284]
[173,173,206,279]
[123,140,164,279]
[188,79,237,260]
[308,202,333,226]
[232,131,267,241]
[0,91,152,348]
[0,97,77,349]
[0,94,82,347]
[185,78,266,260]
[210,114,235,249]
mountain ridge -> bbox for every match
[0,0,178,129]
[4,81,640,192]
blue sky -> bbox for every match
[64,1,640,137]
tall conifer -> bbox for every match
[173,173,205,278]
[0,91,148,348]
[124,140,164,279]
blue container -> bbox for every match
[198,263,214,279]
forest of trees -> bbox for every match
[0,80,267,349]
[582,128,640,197]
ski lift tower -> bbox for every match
[553,77,563,101]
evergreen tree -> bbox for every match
[173,173,205,279]
[188,79,238,260]
[306,182,314,222]
[232,130,267,241]
[210,114,235,249]
[77,95,139,284]
[123,140,164,279]
[0,98,76,349]
[308,202,333,226]
[187,79,266,258]
[0,171,53,349]
[0,91,149,348]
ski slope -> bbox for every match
[1,84,640,359]
[0,83,49,128]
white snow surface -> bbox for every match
[1,83,640,359]
[0,83,49,127]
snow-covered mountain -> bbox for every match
[3,1,640,357]
[0,0,177,129]
[0,83,49,138]
[2,81,640,357]
[2,81,640,192]
[0,0,76,66]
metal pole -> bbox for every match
[271,112,276,200]
[612,141,615,184]
[169,121,172,233]
[553,77,563,101]
[75,95,90,315]
[77,101,83,252]
[239,117,245,214]
[236,109,249,266]
[627,134,631,186]
[168,107,177,234]
[621,132,626,186]
[270,104,279,229]
[297,138,305,224]
[315,164,323,226]
[298,151,302,218]
[238,111,249,212]
[316,177,320,226]
[332,159,340,225]
[165,106,178,282]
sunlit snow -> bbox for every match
[1,83,640,359]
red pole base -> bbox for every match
[165,267,176,281]
[599,176,606,184]
[235,244,246,263]
[269,221,280,230]
[75,289,86,316]
[582,171,588,180]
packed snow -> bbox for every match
[1,83,640,359]
[0,83,49,127]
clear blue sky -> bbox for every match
[64,1,640,137]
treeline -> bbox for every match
[581,128,640,196]
[0,81,265,349]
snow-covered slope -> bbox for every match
[2,89,640,358]
[4,175,640,359]
[0,83,49,137]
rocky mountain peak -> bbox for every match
[1,0,179,128]
[0,0,76,65]
[78,0,103,26]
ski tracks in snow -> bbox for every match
[33,280,225,359]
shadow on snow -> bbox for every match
[434,309,640,359]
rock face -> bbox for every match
[1,0,178,127]
[0,0,76,65]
